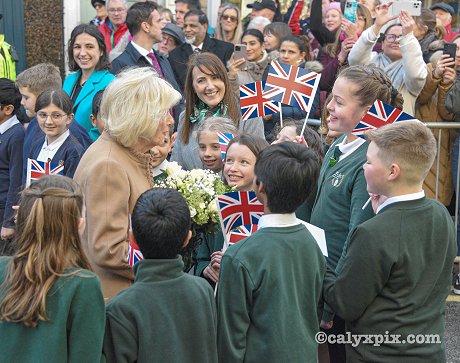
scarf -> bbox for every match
[372,52,405,92]
[189,101,228,124]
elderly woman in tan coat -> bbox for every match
[74,67,181,300]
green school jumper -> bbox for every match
[104,256,218,363]
[0,256,105,363]
[194,229,225,281]
[217,224,326,363]
[324,198,456,363]
[310,136,374,268]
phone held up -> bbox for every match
[234,44,247,61]
[443,42,457,61]
[388,0,422,16]
[344,1,358,23]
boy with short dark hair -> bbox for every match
[323,121,457,362]
[0,78,24,246]
[217,142,326,363]
[89,89,105,135]
[103,188,218,363]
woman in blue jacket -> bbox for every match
[63,24,114,140]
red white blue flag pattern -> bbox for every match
[26,158,65,187]
[353,99,417,137]
[128,238,144,267]
[240,81,281,121]
[227,224,259,245]
[216,191,264,236]
[263,60,320,112]
[217,132,236,161]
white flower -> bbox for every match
[190,207,197,218]
[207,199,218,214]
[166,162,186,178]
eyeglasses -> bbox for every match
[221,15,238,22]
[108,8,126,14]
[37,112,68,122]
[161,36,176,45]
[384,34,402,43]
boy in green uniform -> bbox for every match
[103,188,218,363]
[217,142,326,363]
[323,121,457,362]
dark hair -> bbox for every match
[67,24,110,72]
[182,53,241,144]
[91,89,104,118]
[126,1,159,35]
[184,9,208,25]
[35,89,73,115]
[241,29,264,44]
[131,188,191,259]
[0,78,22,116]
[226,134,269,161]
[255,143,321,213]
[263,22,292,50]
[175,0,201,10]
[280,35,312,62]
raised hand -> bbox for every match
[399,10,415,36]
[433,54,456,79]
[341,18,358,40]
[374,1,398,33]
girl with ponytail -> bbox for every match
[0,175,105,362]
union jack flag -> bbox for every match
[263,60,320,112]
[127,237,144,267]
[26,158,65,187]
[227,224,259,246]
[353,99,417,137]
[240,81,281,121]
[216,191,264,236]
[217,132,236,161]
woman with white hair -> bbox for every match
[74,67,181,300]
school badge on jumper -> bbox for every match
[331,171,344,187]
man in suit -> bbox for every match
[111,1,184,126]
[168,10,234,91]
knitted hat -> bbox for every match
[325,2,342,14]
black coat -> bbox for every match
[111,42,185,128]
[168,36,234,91]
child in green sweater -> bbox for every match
[217,142,326,363]
[104,188,218,363]
[323,121,457,362]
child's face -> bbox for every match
[0,105,13,123]
[327,77,370,135]
[18,86,37,118]
[37,103,72,143]
[224,142,257,191]
[273,125,297,144]
[151,137,171,168]
[198,131,224,172]
[90,113,105,134]
[363,142,390,195]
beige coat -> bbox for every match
[74,131,154,300]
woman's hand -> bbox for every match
[0,227,14,241]
[373,2,398,34]
[338,38,356,64]
[228,55,246,77]
[399,10,415,37]
[434,54,456,79]
[442,66,457,85]
[204,250,224,283]
[341,18,358,41]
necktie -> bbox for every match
[329,145,342,167]
[194,47,201,54]
[147,52,165,79]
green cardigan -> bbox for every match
[217,224,326,363]
[104,256,218,363]
[0,256,105,363]
[323,198,457,362]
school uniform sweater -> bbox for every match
[104,256,218,363]
[0,256,105,363]
[323,198,456,363]
[194,229,225,284]
[0,122,24,227]
[217,223,326,363]
[310,137,374,269]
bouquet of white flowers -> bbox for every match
[156,162,231,228]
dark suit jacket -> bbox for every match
[168,36,234,91]
[111,42,184,128]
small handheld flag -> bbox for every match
[240,81,281,121]
[217,132,236,161]
[26,158,65,187]
[226,224,259,247]
[127,238,144,267]
[353,99,417,137]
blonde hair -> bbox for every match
[101,67,181,148]
[15,63,62,96]
[365,121,436,185]
[196,116,238,142]
[214,4,243,44]
[0,175,91,328]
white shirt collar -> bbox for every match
[337,136,366,161]
[0,115,20,134]
[191,43,203,52]
[258,213,300,229]
[152,159,169,177]
[131,41,153,64]
[376,191,425,214]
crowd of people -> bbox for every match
[0,0,459,362]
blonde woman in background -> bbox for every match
[214,4,243,45]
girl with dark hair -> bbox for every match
[171,52,265,170]
[0,175,105,362]
[29,89,85,178]
[63,24,115,140]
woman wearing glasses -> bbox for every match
[29,90,84,178]
[348,2,427,115]
[214,4,243,45]
[63,24,115,140]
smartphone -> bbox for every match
[443,42,457,61]
[344,1,358,23]
[389,0,422,16]
[234,44,247,61]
